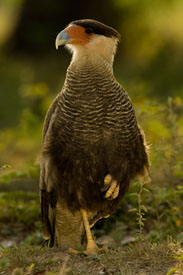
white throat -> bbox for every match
[66,35,118,67]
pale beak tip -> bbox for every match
[55,30,70,50]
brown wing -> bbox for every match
[40,93,61,245]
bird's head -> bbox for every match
[55,19,120,65]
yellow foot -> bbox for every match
[84,242,99,255]
[84,244,111,255]
[68,246,99,255]
[80,208,100,255]
[68,248,80,255]
[104,174,119,200]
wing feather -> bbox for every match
[40,92,62,244]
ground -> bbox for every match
[1,241,183,275]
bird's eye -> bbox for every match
[85,28,93,34]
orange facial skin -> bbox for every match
[65,25,94,45]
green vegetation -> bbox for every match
[1,241,183,274]
[0,0,183,273]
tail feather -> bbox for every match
[41,189,55,246]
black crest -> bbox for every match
[70,19,120,39]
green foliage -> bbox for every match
[0,0,183,252]
[0,164,11,170]
[0,191,41,246]
[128,180,149,237]
[0,165,39,184]
[0,257,10,270]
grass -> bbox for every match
[0,241,183,274]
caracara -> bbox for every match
[40,19,149,254]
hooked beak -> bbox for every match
[55,30,71,49]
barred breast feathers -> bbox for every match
[42,56,143,155]
[64,60,139,138]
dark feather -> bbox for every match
[71,19,120,39]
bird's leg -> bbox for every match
[80,209,99,255]
[104,174,119,200]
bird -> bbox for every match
[40,19,150,254]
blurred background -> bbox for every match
[0,0,183,248]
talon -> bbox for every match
[84,241,99,255]
[104,174,112,185]
[105,180,118,199]
[111,184,119,199]
[103,174,119,200]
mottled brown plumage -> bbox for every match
[40,19,149,252]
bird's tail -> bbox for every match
[41,189,55,247]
